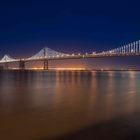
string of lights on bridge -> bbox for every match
[0,40,140,63]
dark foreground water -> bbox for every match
[0,70,140,140]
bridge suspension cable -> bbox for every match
[0,40,140,64]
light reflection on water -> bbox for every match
[0,70,140,139]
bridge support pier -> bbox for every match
[44,59,49,70]
[19,60,25,70]
[4,62,9,70]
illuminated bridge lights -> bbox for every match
[0,40,140,64]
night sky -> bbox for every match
[0,0,140,69]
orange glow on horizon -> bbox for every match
[31,67,86,70]
[50,67,86,70]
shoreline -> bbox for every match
[0,69,140,72]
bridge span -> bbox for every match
[0,40,140,70]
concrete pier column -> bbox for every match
[44,59,49,70]
[4,62,9,70]
[19,60,25,70]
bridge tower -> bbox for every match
[19,60,25,70]
[43,48,49,70]
[44,59,49,70]
[4,56,9,70]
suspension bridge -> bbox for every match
[1,40,140,70]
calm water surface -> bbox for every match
[0,70,140,140]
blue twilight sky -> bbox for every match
[0,0,140,68]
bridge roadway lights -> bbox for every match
[19,60,25,70]
[44,59,49,70]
